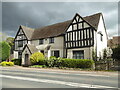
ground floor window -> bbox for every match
[73,50,84,59]
[51,50,60,58]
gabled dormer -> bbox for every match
[65,13,96,49]
[14,25,34,51]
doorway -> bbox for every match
[25,54,29,66]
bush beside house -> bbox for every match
[11,58,22,66]
[0,61,14,66]
[30,52,45,65]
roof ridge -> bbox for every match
[34,20,72,31]
[83,12,102,18]
[20,25,34,30]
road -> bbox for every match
[0,66,119,89]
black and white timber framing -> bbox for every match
[65,14,95,49]
[14,26,28,51]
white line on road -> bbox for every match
[2,69,111,77]
[0,74,116,88]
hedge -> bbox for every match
[44,57,94,68]
[61,58,94,68]
[11,58,22,66]
[0,61,14,66]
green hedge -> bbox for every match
[44,57,94,69]
[61,58,94,68]
[11,58,22,66]
[0,61,14,66]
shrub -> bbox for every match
[11,58,21,66]
[61,59,94,68]
[8,62,14,66]
[45,56,62,67]
[0,61,14,66]
[0,62,6,66]
[30,52,45,65]
[45,57,55,67]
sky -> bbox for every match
[1,2,119,39]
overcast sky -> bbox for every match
[1,2,118,38]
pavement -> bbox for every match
[0,66,119,89]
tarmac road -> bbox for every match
[0,66,119,89]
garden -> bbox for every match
[0,38,120,71]
[29,52,94,70]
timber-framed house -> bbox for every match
[14,13,108,66]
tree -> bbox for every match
[6,37,14,54]
[112,45,120,61]
[0,41,11,62]
[30,52,45,65]
[6,37,14,47]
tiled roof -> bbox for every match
[83,13,101,30]
[22,44,38,54]
[27,44,38,54]
[32,20,72,39]
[20,25,34,40]
[20,13,102,40]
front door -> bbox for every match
[25,54,29,66]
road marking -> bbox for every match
[2,72,110,77]
[2,71,117,84]
[0,74,116,88]
[2,69,111,77]
[74,73,110,77]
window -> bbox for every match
[73,24,77,30]
[51,50,59,58]
[100,34,103,41]
[39,39,44,44]
[17,35,23,40]
[54,51,59,58]
[18,41,23,47]
[73,50,84,59]
[49,37,54,43]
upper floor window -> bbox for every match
[100,34,103,41]
[18,41,23,47]
[49,37,54,43]
[39,39,44,44]
[17,35,23,40]
[98,31,103,42]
